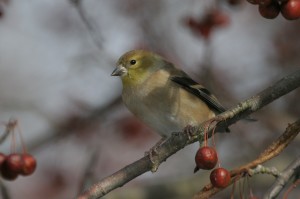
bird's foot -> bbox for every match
[204,116,230,133]
[183,125,196,140]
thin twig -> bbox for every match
[0,118,18,145]
[78,149,99,195]
[248,165,280,178]
[70,0,103,49]
[282,179,300,199]
[0,129,9,145]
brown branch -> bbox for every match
[78,70,300,199]
[193,118,300,199]
[282,179,300,199]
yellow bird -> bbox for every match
[111,50,228,139]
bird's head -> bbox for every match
[111,50,164,86]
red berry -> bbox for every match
[247,0,259,4]
[1,154,23,180]
[1,168,18,180]
[210,168,231,188]
[195,147,218,171]
[3,154,23,174]
[259,2,280,19]
[281,0,300,20]
[258,0,272,6]
[228,0,242,5]
[210,10,230,27]
[21,154,37,176]
[0,153,6,167]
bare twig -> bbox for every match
[0,118,17,145]
[78,150,99,195]
[263,155,300,199]
[282,179,300,199]
[78,70,300,199]
[0,129,9,145]
[248,165,280,178]
[70,0,103,49]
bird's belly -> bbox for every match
[122,77,215,137]
[123,94,212,137]
[143,111,184,137]
[123,99,179,136]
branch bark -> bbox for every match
[263,155,300,199]
[77,70,300,199]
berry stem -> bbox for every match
[17,125,27,154]
[6,118,18,154]
[203,121,210,147]
[211,125,217,150]
[10,129,16,154]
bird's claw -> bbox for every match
[183,125,196,140]
[204,116,230,133]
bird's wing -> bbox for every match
[171,76,226,114]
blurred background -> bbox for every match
[0,0,299,198]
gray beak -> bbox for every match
[111,65,127,76]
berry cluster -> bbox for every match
[194,125,231,188]
[247,0,300,20]
[194,146,231,188]
[184,9,229,40]
[0,153,36,180]
[0,118,37,181]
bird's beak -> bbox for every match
[111,65,127,76]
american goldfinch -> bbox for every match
[111,50,227,138]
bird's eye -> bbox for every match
[130,60,136,65]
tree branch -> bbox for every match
[263,155,300,199]
[77,70,300,199]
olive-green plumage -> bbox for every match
[112,50,226,137]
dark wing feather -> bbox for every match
[171,76,226,114]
